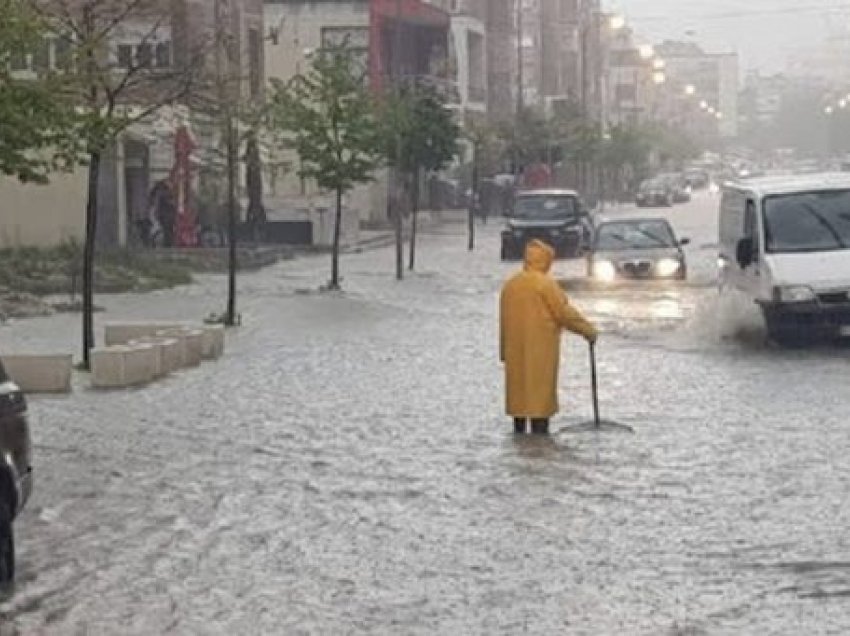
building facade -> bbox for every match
[1,0,265,248]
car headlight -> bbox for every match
[656,258,681,277]
[774,285,816,303]
[593,260,616,282]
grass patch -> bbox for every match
[0,241,193,296]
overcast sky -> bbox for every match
[611,0,850,73]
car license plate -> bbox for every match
[840,326,850,337]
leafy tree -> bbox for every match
[34,0,207,367]
[269,44,383,290]
[381,84,460,270]
[0,0,78,182]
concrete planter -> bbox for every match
[1,354,73,394]
[201,325,225,360]
[91,345,158,389]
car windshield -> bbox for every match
[764,190,850,253]
[512,195,578,220]
[595,220,677,250]
[640,180,664,191]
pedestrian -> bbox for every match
[500,239,598,435]
[149,179,176,248]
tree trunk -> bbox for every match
[81,150,101,369]
[468,143,479,251]
[408,168,420,271]
[331,186,343,289]
[395,169,404,281]
[225,115,238,326]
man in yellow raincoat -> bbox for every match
[500,239,598,435]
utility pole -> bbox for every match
[515,0,524,116]
[216,0,239,326]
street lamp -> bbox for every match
[638,44,654,60]
[652,58,666,71]
[716,112,723,120]
[685,84,695,96]
[840,99,847,109]
[825,105,835,115]
[609,14,626,31]
[652,71,666,85]
[700,100,708,110]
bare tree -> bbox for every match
[34,0,208,367]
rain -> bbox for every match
[2,1,850,634]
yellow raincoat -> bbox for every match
[500,240,598,418]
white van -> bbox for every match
[719,173,850,343]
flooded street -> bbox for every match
[3,195,850,634]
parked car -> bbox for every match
[587,218,689,282]
[500,189,592,260]
[684,168,711,190]
[719,173,850,344]
[635,178,674,207]
[658,173,692,203]
[0,357,33,584]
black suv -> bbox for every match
[501,189,592,260]
[0,358,33,584]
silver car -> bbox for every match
[587,218,689,282]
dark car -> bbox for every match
[0,358,33,584]
[635,179,674,207]
[500,189,592,260]
[587,218,689,282]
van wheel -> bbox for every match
[0,501,14,585]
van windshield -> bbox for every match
[764,190,850,253]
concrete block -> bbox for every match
[201,325,225,360]
[155,328,203,368]
[91,345,157,389]
[129,337,181,378]
[1,354,73,394]
[104,322,186,346]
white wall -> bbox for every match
[0,170,87,248]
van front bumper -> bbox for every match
[760,301,850,340]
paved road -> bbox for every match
[2,193,850,634]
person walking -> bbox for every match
[500,240,598,435]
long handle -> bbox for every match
[590,341,601,428]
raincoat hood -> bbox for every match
[524,240,555,273]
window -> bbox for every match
[744,200,759,261]
[764,190,850,253]
[54,37,72,70]
[32,39,50,73]
[136,43,153,68]
[155,42,172,68]
[320,27,369,79]
[9,50,27,72]
[117,44,134,69]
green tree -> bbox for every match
[0,0,78,183]
[34,0,206,368]
[381,84,460,270]
[269,44,383,291]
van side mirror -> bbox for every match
[679,237,691,247]
[736,237,755,269]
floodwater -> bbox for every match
[2,195,850,634]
